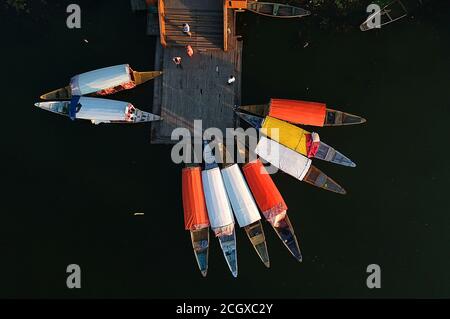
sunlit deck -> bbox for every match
[149,0,244,143]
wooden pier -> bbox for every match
[149,0,245,144]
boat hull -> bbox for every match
[247,2,310,18]
[325,109,366,126]
[244,220,270,267]
[269,214,302,262]
[314,141,356,167]
[34,99,161,124]
[303,165,347,195]
[217,229,238,277]
[360,0,408,31]
[190,227,210,277]
[40,86,72,100]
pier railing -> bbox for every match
[223,1,228,51]
[158,0,167,47]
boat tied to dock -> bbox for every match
[241,158,302,262]
[246,1,310,18]
[182,166,210,277]
[201,142,238,277]
[35,96,161,124]
[40,64,162,100]
[233,133,302,261]
[236,112,356,168]
[220,145,270,268]
[238,99,366,127]
[255,136,347,195]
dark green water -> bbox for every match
[1,0,449,298]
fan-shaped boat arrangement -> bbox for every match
[36,64,365,277]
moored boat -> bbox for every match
[255,136,346,195]
[247,1,310,18]
[236,112,356,167]
[201,142,238,277]
[182,166,210,277]
[238,99,366,127]
[220,145,270,268]
[241,157,302,261]
[34,96,161,124]
[40,64,162,100]
[360,0,408,31]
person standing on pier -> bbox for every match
[182,23,192,37]
[173,57,183,69]
[186,45,194,57]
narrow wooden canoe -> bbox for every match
[182,165,210,277]
[360,0,408,31]
[238,102,366,127]
[40,64,162,100]
[219,145,271,268]
[34,97,161,124]
[201,150,238,278]
[247,1,310,18]
[235,136,303,261]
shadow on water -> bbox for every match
[1,0,450,298]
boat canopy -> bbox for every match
[242,159,287,220]
[269,99,326,127]
[222,164,261,228]
[182,167,210,231]
[255,136,312,181]
[70,64,132,96]
[73,97,130,121]
[262,116,311,156]
[202,168,234,229]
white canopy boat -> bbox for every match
[222,163,270,268]
[40,64,162,100]
[201,142,238,277]
[34,96,161,124]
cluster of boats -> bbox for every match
[35,64,162,124]
[183,100,366,277]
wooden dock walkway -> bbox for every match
[150,0,243,144]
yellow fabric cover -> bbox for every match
[261,116,309,156]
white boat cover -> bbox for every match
[221,164,261,228]
[202,167,234,229]
[255,136,312,181]
[70,64,132,96]
[76,97,128,122]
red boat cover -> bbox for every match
[182,167,210,230]
[242,160,287,221]
[269,99,327,127]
